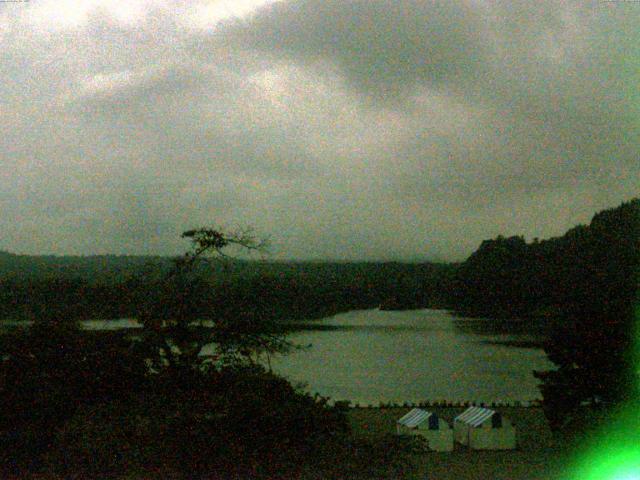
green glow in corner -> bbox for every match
[567,304,640,480]
[613,473,640,480]
[572,448,640,480]
[566,404,640,480]
[636,303,640,394]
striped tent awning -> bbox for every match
[454,407,496,427]
[397,408,438,429]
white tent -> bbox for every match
[396,408,453,452]
[453,406,516,450]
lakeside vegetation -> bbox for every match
[0,254,455,323]
[451,199,639,433]
[0,320,421,478]
[1,200,636,330]
[0,198,637,478]
[0,229,426,479]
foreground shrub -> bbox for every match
[43,366,343,478]
[0,321,148,475]
[43,365,419,479]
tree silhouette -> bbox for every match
[534,199,640,432]
[136,226,293,377]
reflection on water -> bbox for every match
[1,309,554,404]
[0,319,143,332]
[81,319,143,330]
[452,317,548,337]
[271,309,553,405]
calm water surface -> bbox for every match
[1,309,552,404]
[270,309,552,405]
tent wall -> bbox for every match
[469,425,516,450]
[453,412,517,450]
[453,420,470,446]
[397,424,454,452]
[417,427,454,452]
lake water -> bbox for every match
[270,309,553,405]
[1,309,553,404]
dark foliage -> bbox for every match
[0,325,416,479]
[0,227,421,478]
[45,365,354,479]
[535,199,640,432]
[0,320,148,475]
[451,235,534,318]
[451,199,640,432]
[0,253,455,324]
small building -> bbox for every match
[396,408,453,452]
[453,406,516,450]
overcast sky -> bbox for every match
[1,0,638,261]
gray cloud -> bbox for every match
[222,0,485,98]
[0,0,638,260]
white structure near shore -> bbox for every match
[396,408,454,452]
[454,407,516,450]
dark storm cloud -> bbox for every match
[221,0,484,98]
[0,1,638,259]
[219,0,640,243]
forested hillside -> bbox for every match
[450,198,639,431]
[2,199,637,328]
[451,198,640,321]
[0,255,454,322]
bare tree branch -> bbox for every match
[139,225,290,371]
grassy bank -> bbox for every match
[347,407,570,480]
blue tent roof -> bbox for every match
[454,407,497,427]
[397,408,439,429]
